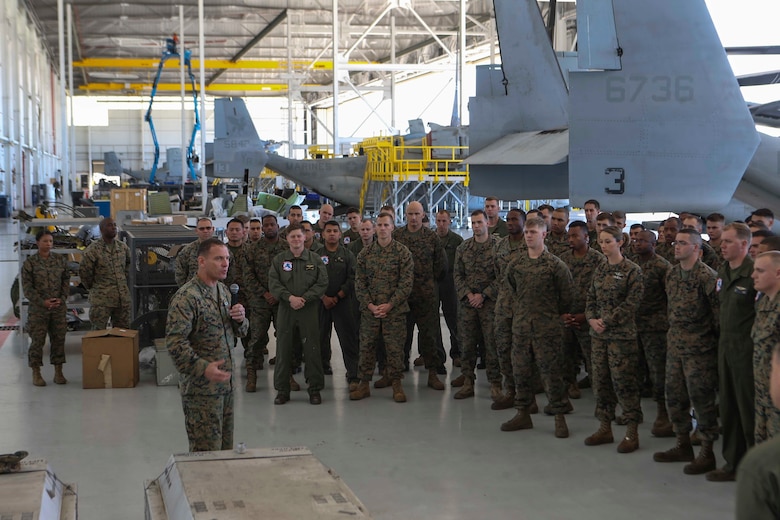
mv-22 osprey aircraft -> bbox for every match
[466,0,780,220]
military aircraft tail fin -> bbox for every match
[212,98,269,178]
[567,0,759,212]
[103,152,125,176]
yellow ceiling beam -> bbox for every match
[78,82,306,92]
[73,57,371,70]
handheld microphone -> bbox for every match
[229,284,239,306]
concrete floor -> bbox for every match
[0,218,735,519]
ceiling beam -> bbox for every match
[73,57,372,70]
[208,9,287,86]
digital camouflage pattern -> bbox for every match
[225,243,249,305]
[243,237,289,368]
[175,239,201,287]
[665,260,719,441]
[493,236,528,389]
[454,235,500,382]
[22,252,69,367]
[506,250,573,413]
[752,293,780,443]
[167,277,248,452]
[269,248,328,396]
[559,247,606,381]
[393,225,446,368]
[635,254,671,402]
[586,259,644,424]
[355,240,413,381]
[545,231,569,258]
[80,238,131,329]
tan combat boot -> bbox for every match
[491,388,516,410]
[53,365,67,385]
[450,374,466,387]
[454,378,475,399]
[500,408,533,432]
[584,420,614,446]
[349,381,371,400]
[568,382,581,400]
[290,375,301,391]
[529,394,539,414]
[617,422,639,453]
[651,401,674,437]
[374,368,392,389]
[684,441,716,475]
[555,414,569,438]
[427,369,445,390]
[490,381,503,401]
[391,379,407,403]
[245,368,257,393]
[32,367,46,387]
[653,434,694,463]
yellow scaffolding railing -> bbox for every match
[358,135,469,213]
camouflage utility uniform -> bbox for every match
[22,252,69,367]
[393,225,447,369]
[80,238,131,329]
[545,231,570,258]
[493,237,527,390]
[454,235,500,383]
[665,260,719,441]
[175,239,202,287]
[244,237,288,369]
[167,277,249,452]
[635,254,671,404]
[506,250,573,413]
[268,248,328,397]
[559,248,605,385]
[752,293,780,443]
[355,240,414,382]
[586,258,644,424]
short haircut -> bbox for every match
[380,205,395,214]
[760,236,780,251]
[677,228,702,247]
[285,223,304,235]
[596,212,616,225]
[638,230,657,244]
[485,196,499,203]
[538,203,554,213]
[553,206,570,217]
[300,220,313,230]
[361,218,374,225]
[525,216,546,230]
[346,207,360,215]
[262,214,278,223]
[35,230,54,241]
[227,218,244,229]
[569,220,588,233]
[706,212,725,223]
[612,210,626,220]
[198,237,226,257]
[289,205,302,212]
[197,217,212,225]
[235,215,250,224]
[507,208,526,226]
[250,218,261,224]
[754,229,775,239]
[749,220,769,230]
[724,222,752,242]
[323,220,341,231]
[584,199,601,209]
[756,250,780,264]
[753,208,775,219]
[471,209,487,219]
[665,217,682,229]
[437,209,452,217]
[630,223,645,231]
[600,225,623,242]
[377,211,394,222]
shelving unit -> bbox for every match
[17,218,102,343]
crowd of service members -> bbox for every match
[20,200,780,515]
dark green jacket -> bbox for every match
[717,256,756,344]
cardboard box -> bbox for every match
[146,447,372,519]
[110,188,147,219]
[0,457,76,520]
[82,328,140,389]
[154,339,180,386]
